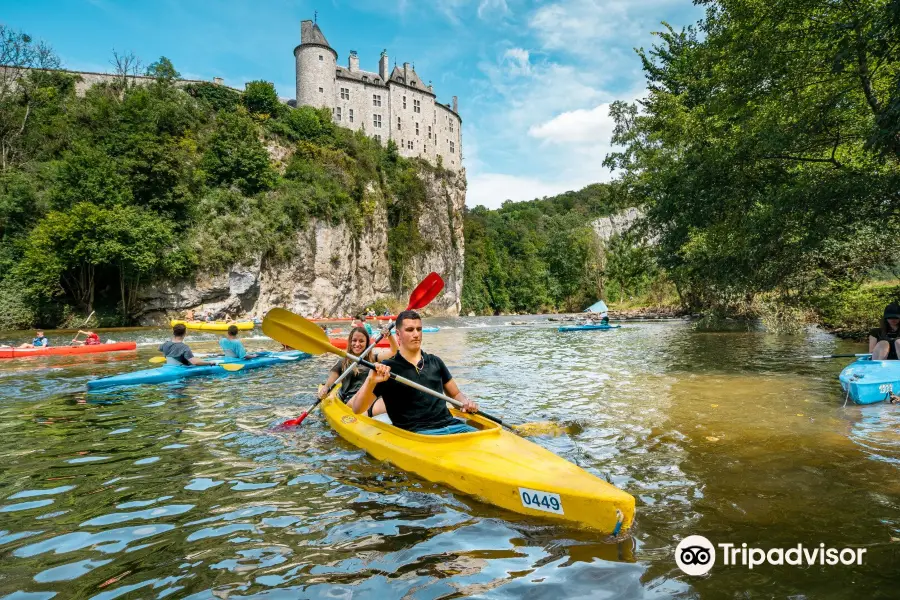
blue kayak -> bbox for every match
[839,358,900,404]
[423,327,440,333]
[87,351,309,391]
[558,324,621,332]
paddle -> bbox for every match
[279,272,444,428]
[148,355,245,371]
[810,353,872,359]
[263,307,528,432]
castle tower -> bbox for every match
[294,20,337,108]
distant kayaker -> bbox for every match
[72,331,101,346]
[351,310,479,434]
[869,303,900,360]
[18,330,49,349]
[159,323,214,366]
[353,314,375,336]
[320,324,397,416]
[219,325,257,360]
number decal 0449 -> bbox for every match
[518,487,564,515]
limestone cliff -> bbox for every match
[135,168,465,324]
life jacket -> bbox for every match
[85,333,101,345]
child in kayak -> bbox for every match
[159,323,215,366]
[869,302,900,360]
[219,325,258,359]
[72,330,101,346]
[18,330,49,348]
[319,324,397,417]
[351,310,479,434]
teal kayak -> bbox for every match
[423,327,440,333]
[558,324,621,332]
[87,351,309,391]
[839,358,900,405]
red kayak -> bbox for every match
[312,315,396,323]
[329,337,391,350]
[0,342,138,359]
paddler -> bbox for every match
[352,313,375,336]
[159,323,215,366]
[219,325,257,359]
[18,329,49,349]
[350,310,479,434]
[320,324,397,416]
[869,302,900,360]
[72,330,101,346]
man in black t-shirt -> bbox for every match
[351,310,479,434]
[870,302,900,360]
[159,323,215,366]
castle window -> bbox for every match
[411,80,416,86]
[319,55,323,61]
[407,140,413,150]
[340,87,350,100]
[415,122,419,136]
[319,87,324,93]
[450,141,455,153]
[428,125,432,139]
[362,76,369,82]
[336,107,342,121]
[375,134,382,143]
[372,94,381,107]
[450,121,454,133]
[349,109,354,123]
[397,116,401,130]
[403,96,407,109]
[414,99,421,113]
[373,114,382,128]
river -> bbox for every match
[0,317,897,599]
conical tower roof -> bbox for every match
[301,20,331,47]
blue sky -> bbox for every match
[2,0,703,208]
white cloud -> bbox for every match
[466,173,574,208]
[501,47,530,76]
[528,103,616,144]
[478,0,510,20]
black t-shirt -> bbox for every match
[331,359,370,402]
[372,351,457,432]
[869,327,900,359]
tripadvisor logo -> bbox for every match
[675,535,867,575]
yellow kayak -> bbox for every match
[320,393,635,535]
[169,320,255,332]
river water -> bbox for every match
[0,317,897,599]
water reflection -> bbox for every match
[0,319,898,598]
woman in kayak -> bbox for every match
[870,302,900,360]
[18,330,49,348]
[351,310,479,434]
[319,324,397,416]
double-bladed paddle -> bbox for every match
[148,355,245,371]
[263,306,517,428]
[810,353,872,359]
[278,272,444,428]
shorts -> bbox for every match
[417,420,477,435]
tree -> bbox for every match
[0,25,62,171]
[145,56,180,83]
[109,49,142,94]
[243,80,279,116]
[202,110,276,195]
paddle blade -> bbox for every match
[511,421,567,437]
[149,356,166,364]
[281,412,309,428]
[263,308,346,358]
[219,363,245,372]
[407,272,444,310]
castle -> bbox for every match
[293,20,463,171]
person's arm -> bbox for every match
[350,363,390,414]
[869,335,879,353]
[189,356,214,366]
[235,341,247,360]
[318,367,341,399]
[443,379,478,413]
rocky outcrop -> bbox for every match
[135,167,466,324]
[592,206,646,242]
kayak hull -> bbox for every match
[839,358,900,404]
[0,342,137,359]
[422,327,439,333]
[558,324,621,332]
[320,393,635,535]
[87,351,309,391]
[170,320,254,332]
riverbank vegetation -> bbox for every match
[0,26,431,328]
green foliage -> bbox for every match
[184,82,241,112]
[461,184,634,314]
[812,282,900,339]
[605,1,900,315]
[242,80,280,117]
[145,56,180,82]
[202,110,276,195]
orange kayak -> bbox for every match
[0,342,138,359]
[329,337,391,350]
